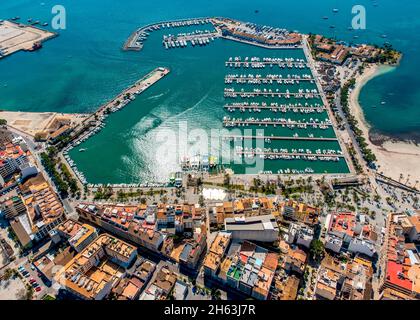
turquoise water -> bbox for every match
[1,0,419,182]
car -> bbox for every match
[29,278,36,283]
[32,282,39,288]
[30,265,36,271]
[35,287,41,292]
[24,273,30,278]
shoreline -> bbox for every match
[349,64,420,184]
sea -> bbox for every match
[1,0,419,183]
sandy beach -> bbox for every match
[349,64,420,185]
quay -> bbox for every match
[81,67,170,126]
[0,20,57,59]
[224,135,338,141]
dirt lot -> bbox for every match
[0,20,56,57]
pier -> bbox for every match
[224,104,326,112]
[224,90,320,99]
[224,135,337,141]
[223,119,333,128]
[225,60,309,69]
[225,75,315,84]
[236,150,344,159]
[81,67,170,125]
[62,67,170,185]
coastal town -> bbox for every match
[0,13,419,303]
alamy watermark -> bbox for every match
[352,5,366,30]
[51,5,66,30]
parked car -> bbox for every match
[35,287,41,292]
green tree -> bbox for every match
[310,239,325,261]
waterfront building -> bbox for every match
[76,202,207,269]
[48,124,72,143]
[76,203,165,253]
[56,234,136,300]
[310,35,349,65]
[212,197,279,227]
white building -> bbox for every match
[348,237,376,258]
[325,234,343,253]
[224,214,279,242]
[287,223,314,248]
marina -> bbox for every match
[223,135,337,142]
[221,50,349,175]
[162,30,219,49]
[224,103,326,113]
[225,73,315,84]
[124,17,213,51]
[223,117,333,129]
[224,88,320,99]
[66,16,352,184]
[225,57,310,69]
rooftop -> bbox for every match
[56,234,135,299]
